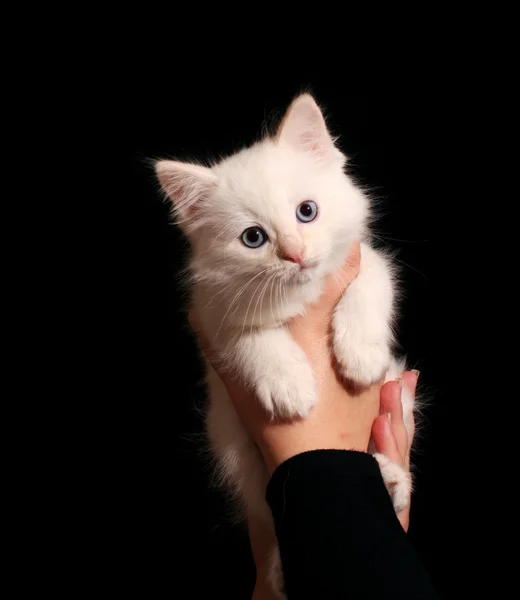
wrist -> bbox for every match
[260,429,371,476]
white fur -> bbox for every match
[156,94,414,597]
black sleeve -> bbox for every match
[266,450,439,599]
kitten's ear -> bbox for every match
[155,160,216,228]
[277,94,335,158]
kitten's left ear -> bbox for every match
[155,160,216,231]
[277,94,336,159]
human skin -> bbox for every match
[190,243,417,599]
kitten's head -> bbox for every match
[156,94,368,318]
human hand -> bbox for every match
[190,241,416,596]
[372,372,418,531]
[191,243,383,476]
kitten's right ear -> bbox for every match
[276,94,335,160]
[155,160,216,228]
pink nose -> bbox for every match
[282,252,303,265]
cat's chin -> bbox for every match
[288,267,319,286]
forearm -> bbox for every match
[266,450,439,599]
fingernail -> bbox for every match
[395,377,404,403]
[411,369,420,381]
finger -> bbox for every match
[371,414,402,465]
[372,412,411,532]
[404,411,415,470]
[402,370,418,439]
[380,380,404,423]
[401,371,418,468]
[379,379,408,461]
[402,370,419,396]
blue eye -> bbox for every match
[296,201,318,223]
[241,227,267,248]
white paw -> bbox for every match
[255,364,317,420]
[333,326,390,387]
[374,453,411,514]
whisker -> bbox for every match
[392,257,429,281]
[241,271,270,338]
[262,273,277,328]
[251,272,274,336]
[283,277,290,318]
[214,268,269,340]
[371,232,428,244]
[204,282,235,308]
[276,276,283,321]
[270,274,276,326]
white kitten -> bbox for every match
[156,94,414,598]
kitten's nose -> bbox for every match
[279,237,304,265]
[281,251,303,265]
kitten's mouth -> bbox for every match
[286,263,318,284]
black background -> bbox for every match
[120,72,495,598]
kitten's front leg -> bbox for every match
[230,327,317,420]
[332,243,394,387]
